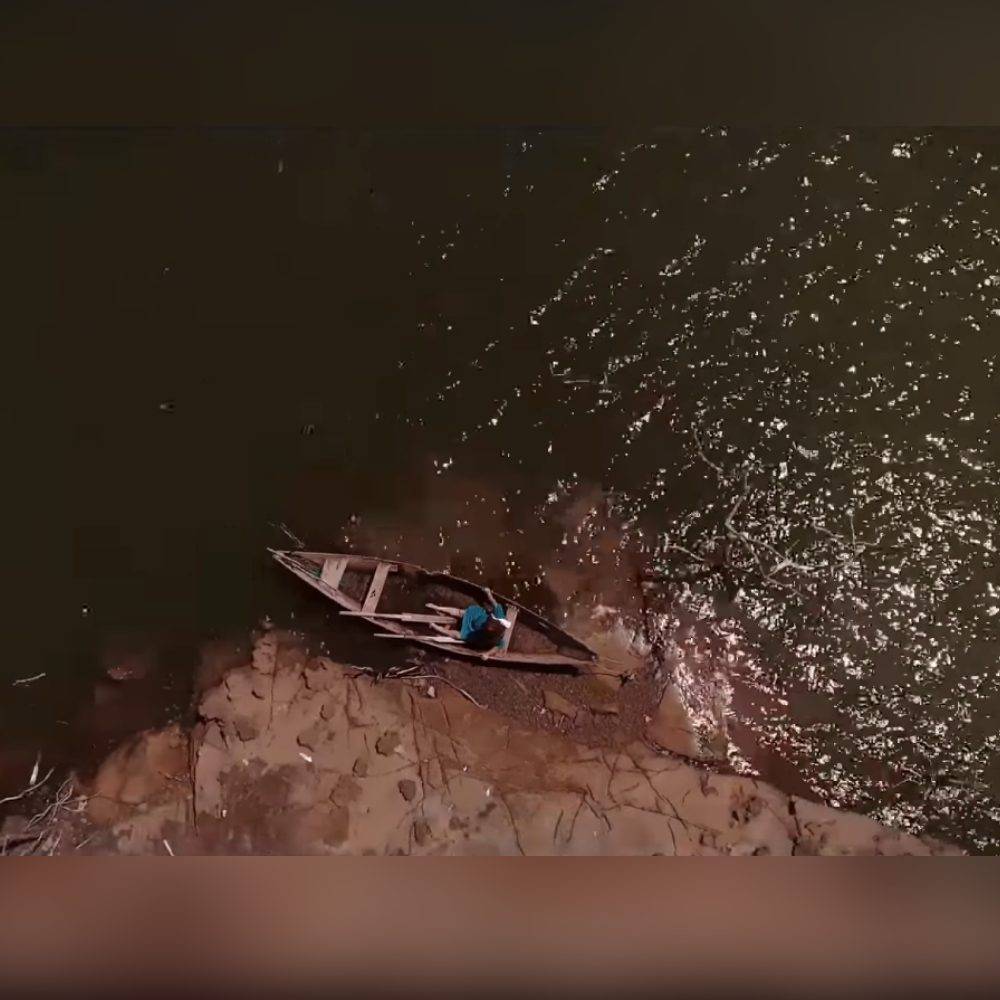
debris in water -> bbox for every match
[12,673,45,687]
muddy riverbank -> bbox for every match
[2,622,960,855]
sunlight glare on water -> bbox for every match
[401,128,1000,851]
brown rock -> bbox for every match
[277,644,307,674]
[543,690,579,720]
[224,665,264,707]
[251,633,278,675]
[588,701,620,715]
[87,796,129,826]
[646,686,699,757]
[250,672,271,701]
[331,775,362,806]
[297,724,323,751]
[83,631,960,857]
[325,804,350,846]
[320,692,343,721]
[272,664,302,704]
[575,619,648,690]
[304,658,341,692]
[87,724,189,823]
[575,677,621,715]
[235,717,259,742]
[200,720,228,752]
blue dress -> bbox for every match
[459,602,506,648]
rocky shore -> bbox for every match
[4,621,960,856]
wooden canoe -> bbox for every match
[269,549,597,671]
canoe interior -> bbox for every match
[275,551,595,665]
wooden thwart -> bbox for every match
[362,562,392,614]
[320,557,348,590]
[499,606,519,652]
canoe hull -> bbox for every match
[270,550,596,671]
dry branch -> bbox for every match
[692,423,727,481]
[0,766,55,807]
[398,674,486,709]
[12,672,46,687]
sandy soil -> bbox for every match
[9,621,958,856]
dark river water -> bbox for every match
[2,128,998,851]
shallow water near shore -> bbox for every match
[2,128,998,851]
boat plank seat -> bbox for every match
[377,633,465,644]
[341,611,454,624]
[362,562,392,614]
[320,557,348,590]
[499,606,519,652]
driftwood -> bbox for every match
[12,672,46,687]
[398,674,486,709]
[269,521,306,548]
[0,766,55,806]
[1,773,83,856]
[26,777,77,831]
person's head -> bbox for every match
[480,616,506,642]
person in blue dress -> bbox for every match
[429,587,511,657]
